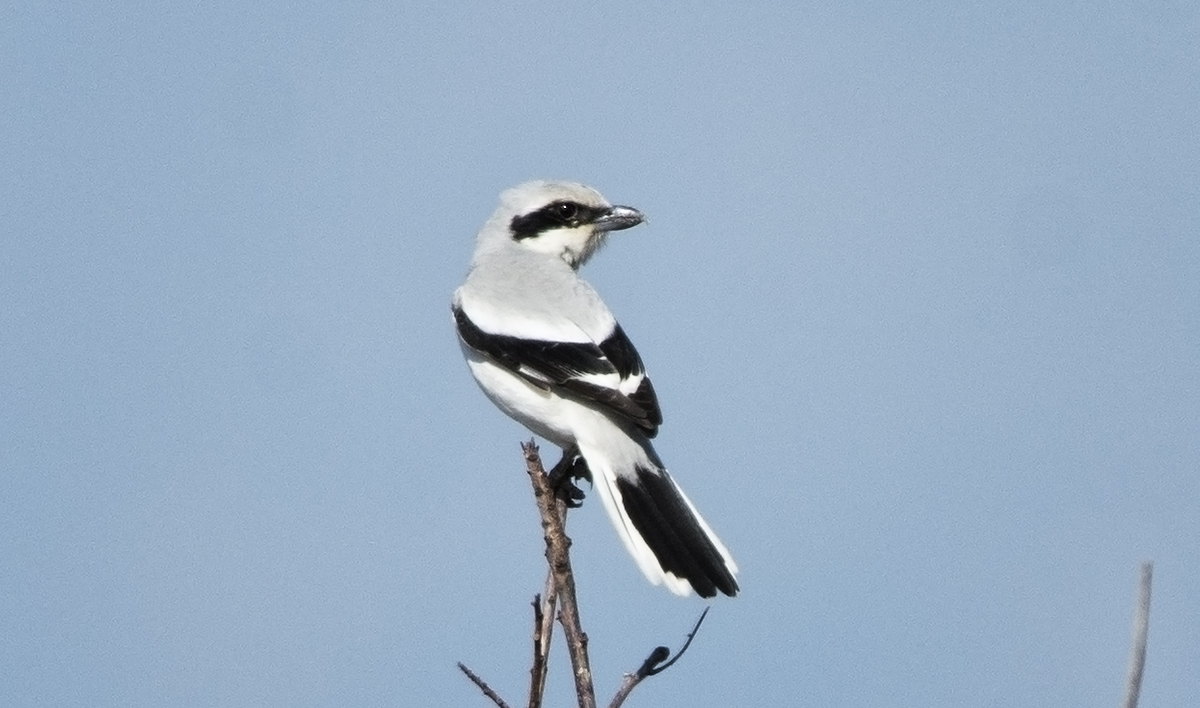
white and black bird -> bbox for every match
[451,180,739,598]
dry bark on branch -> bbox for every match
[522,441,596,708]
[461,443,714,708]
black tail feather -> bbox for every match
[615,465,739,598]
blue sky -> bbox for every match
[2,2,1197,706]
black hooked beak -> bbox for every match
[592,205,644,232]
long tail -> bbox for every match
[581,447,739,598]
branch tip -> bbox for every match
[458,662,512,708]
[643,606,710,677]
[1120,561,1153,708]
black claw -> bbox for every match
[547,451,592,508]
[569,455,592,486]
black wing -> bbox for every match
[453,304,662,436]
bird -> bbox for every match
[451,180,739,598]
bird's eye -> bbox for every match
[554,202,579,223]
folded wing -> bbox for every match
[453,304,662,436]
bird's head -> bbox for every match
[484,181,644,268]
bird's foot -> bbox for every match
[547,450,592,508]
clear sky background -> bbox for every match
[2,2,1197,707]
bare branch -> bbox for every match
[607,608,711,708]
[528,574,558,708]
[463,444,725,708]
[523,441,596,708]
[458,662,513,708]
[645,607,710,677]
[1120,561,1153,708]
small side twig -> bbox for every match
[523,441,596,708]
[528,568,558,708]
[1120,561,1153,708]
[458,662,513,708]
[607,608,711,708]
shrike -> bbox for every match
[451,181,738,598]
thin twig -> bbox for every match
[528,594,548,708]
[528,568,558,708]
[523,441,596,708]
[1120,561,1153,708]
[458,662,513,708]
[607,608,711,708]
